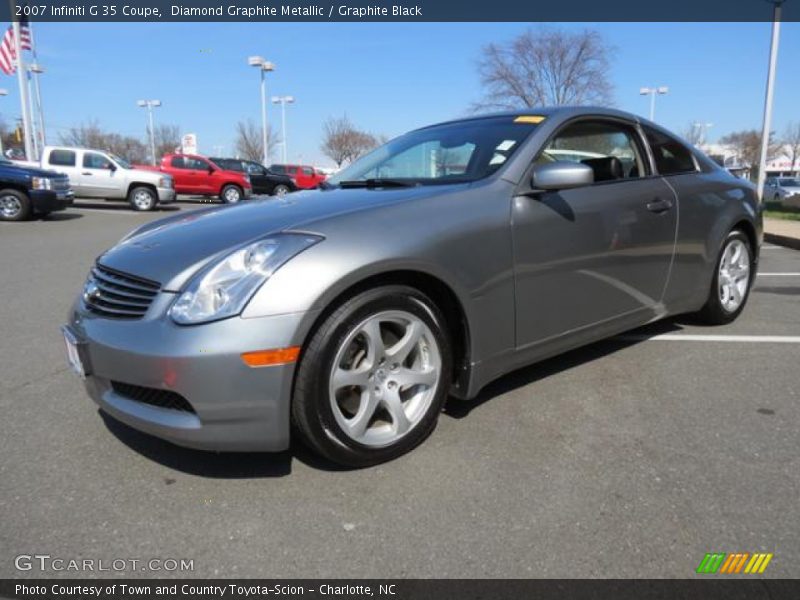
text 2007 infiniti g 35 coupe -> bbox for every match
[64,108,761,466]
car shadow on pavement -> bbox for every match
[444,318,685,419]
[100,411,354,476]
[41,212,84,221]
[73,201,181,212]
[100,411,294,478]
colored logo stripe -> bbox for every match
[697,553,773,574]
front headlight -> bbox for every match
[159,176,173,188]
[169,233,322,325]
[32,177,53,190]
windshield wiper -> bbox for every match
[338,178,420,189]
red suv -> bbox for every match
[136,154,252,203]
[268,164,326,189]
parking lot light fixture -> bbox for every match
[249,56,275,166]
[137,99,162,165]
[639,86,669,121]
[272,95,295,164]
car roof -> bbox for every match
[417,106,645,131]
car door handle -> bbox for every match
[81,172,93,176]
[646,197,673,213]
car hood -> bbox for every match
[97,186,453,291]
[129,167,169,182]
[0,162,64,178]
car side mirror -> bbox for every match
[208,166,215,174]
[531,161,594,191]
[108,163,117,171]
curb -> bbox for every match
[765,232,800,251]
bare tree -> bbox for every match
[782,121,800,173]
[150,124,181,160]
[719,129,780,181]
[320,115,379,167]
[234,119,279,163]
[682,123,704,146]
[59,121,148,163]
[474,27,614,111]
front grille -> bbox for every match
[85,264,160,319]
[111,381,196,414]
[52,177,70,192]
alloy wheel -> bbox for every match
[133,190,154,210]
[328,310,441,448]
[0,194,22,219]
[718,238,750,313]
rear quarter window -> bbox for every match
[49,149,76,167]
[644,126,696,175]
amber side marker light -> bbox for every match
[241,346,301,367]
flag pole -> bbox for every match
[10,0,34,160]
[28,20,45,147]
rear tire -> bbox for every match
[272,184,291,196]
[694,229,754,325]
[128,186,157,212]
[0,189,31,221]
[221,184,242,204]
[292,285,452,468]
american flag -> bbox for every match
[0,20,32,75]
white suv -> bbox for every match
[31,146,175,211]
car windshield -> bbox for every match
[327,116,541,186]
[778,178,800,186]
[110,154,132,169]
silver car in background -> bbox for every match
[64,108,761,467]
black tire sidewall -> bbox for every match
[294,286,452,467]
[128,187,156,211]
[0,190,31,221]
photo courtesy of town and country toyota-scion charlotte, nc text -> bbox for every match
[14,3,423,19]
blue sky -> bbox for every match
[7,21,800,166]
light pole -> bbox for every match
[0,88,7,156]
[639,86,669,121]
[137,99,161,165]
[28,63,45,158]
[757,0,784,202]
[271,95,294,164]
[248,56,275,166]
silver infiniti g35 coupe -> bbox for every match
[64,108,761,467]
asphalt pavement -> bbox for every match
[1,199,798,579]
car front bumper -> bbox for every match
[157,187,176,203]
[65,295,316,452]
[31,189,74,212]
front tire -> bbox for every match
[292,285,452,467]
[221,184,242,204]
[128,186,157,212]
[695,229,754,325]
[0,189,31,221]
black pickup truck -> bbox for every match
[0,158,73,221]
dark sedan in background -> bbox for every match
[210,158,298,196]
[65,108,761,467]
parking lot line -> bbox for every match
[615,334,800,343]
[757,272,800,276]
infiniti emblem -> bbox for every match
[83,279,101,305]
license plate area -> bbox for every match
[62,326,89,379]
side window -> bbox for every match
[537,120,646,182]
[270,165,285,174]
[245,162,264,175]
[188,157,209,170]
[170,156,186,169]
[302,167,314,176]
[643,126,696,175]
[83,152,112,169]
[49,149,76,167]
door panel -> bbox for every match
[512,178,677,347]
[79,152,119,197]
